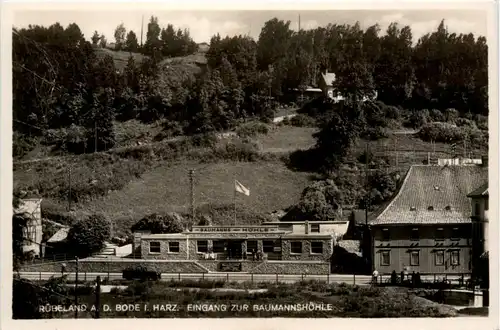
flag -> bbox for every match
[235,180,250,196]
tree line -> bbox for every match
[13,17,488,157]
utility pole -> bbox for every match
[94,121,98,152]
[189,170,195,220]
[365,142,369,226]
[140,15,144,47]
[68,166,72,212]
[95,276,101,319]
[74,256,79,319]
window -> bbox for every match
[428,206,434,211]
[168,241,179,253]
[381,228,390,241]
[247,240,258,253]
[435,250,444,266]
[149,241,161,253]
[435,228,445,240]
[291,241,302,254]
[263,240,274,253]
[410,250,420,266]
[197,240,208,253]
[451,227,460,240]
[311,224,320,233]
[410,228,419,240]
[485,198,489,211]
[450,250,460,266]
[213,240,225,253]
[474,202,480,216]
[311,241,323,254]
[380,250,391,266]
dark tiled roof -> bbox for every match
[467,183,488,197]
[371,165,487,226]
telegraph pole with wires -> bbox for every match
[68,166,72,212]
[365,142,369,226]
[140,15,144,47]
[74,256,79,319]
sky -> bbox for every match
[13,9,489,45]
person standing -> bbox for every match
[372,269,379,285]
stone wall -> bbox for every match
[249,261,330,275]
[281,239,333,261]
[141,238,188,260]
[20,259,208,273]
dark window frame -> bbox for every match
[380,250,391,266]
[311,241,323,254]
[168,241,180,253]
[450,250,460,266]
[435,250,445,266]
[485,198,489,211]
[410,250,420,266]
[197,240,208,253]
[149,241,161,254]
[435,228,445,241]
[381,228,390,241]
[213,240,225,253]
[263,240,274,253]
[246,240,258,253]
[310,224,320,233]
[474,202,481,216]
[290,241,303,254]
[410,228,419,241]
[451,227,460,241]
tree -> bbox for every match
[131,213,184,233]
[313,101,365,172]
[144,16,161,57]
[91,30,100,46]
[124,30,139,52]
[99,35,107,48]
[66,214,111,257]
[114,23,126,50]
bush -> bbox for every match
[212,139,262,162]
[131,213,184,234]
[13,133,38,158]
[407,109,430,128]
[236,122,270,138]
[444,108,459,123]
[384,105,401,121]
[290,114,316,127]
[475,114,488,130]
[418,122,466,143]
[190,133,218,148]
[66,214,112,257]
[361,126,390,140]
[455,118,477,129]
[430,109,445,122]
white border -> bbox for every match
[1,1,498,330]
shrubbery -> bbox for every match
[236,121,270,137]
[131,213,184,234]
[418,122,466,143]
[66,214,112,257]
[290,114,316,127]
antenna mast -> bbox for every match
[140,15,144,47]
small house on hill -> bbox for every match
[370,164,487,275]
[319,71,377,103]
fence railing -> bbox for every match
[20,271,371,286]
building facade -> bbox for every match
[14,198,44,258]
[467,183,489,273]
[133,220,349,273]
[370,164,487,275]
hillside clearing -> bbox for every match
[73,160,312,235]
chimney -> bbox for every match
[481,155,488,167]
[304,220,309,234]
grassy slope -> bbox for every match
[74,160,311,234]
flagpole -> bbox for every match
[233,179,237,226]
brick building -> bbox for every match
[133,220,349,274]
[370,164,487,275]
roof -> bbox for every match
[321,72,336,87]
[467,183,488,197]
[47,227,69,243]
[371,165,487,226]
